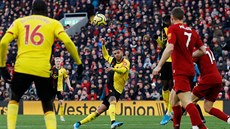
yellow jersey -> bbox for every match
[102,45,130,94]
[51,67,68,91]
[0,15,82,77]
[156,27,172,62]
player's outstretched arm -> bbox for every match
[57,32,82,65]
[57,32,84,78]
[101,38,111,61]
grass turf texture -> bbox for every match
[0,115,229,129]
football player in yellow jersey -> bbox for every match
[0,0,83,129]
[51,57,74,122]
[154,15,173,125]
[73,38,130,129]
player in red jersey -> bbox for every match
[192,47,230,124]
[153,7,207,129]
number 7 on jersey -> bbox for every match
[184,32,192,48]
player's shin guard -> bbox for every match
[209,108,229,122]
[186,103,207,129]
[7,101,19,129]
[80,111,99,125]
[172,105,182,128]
[44,111,56,129]
[109,101,116,123]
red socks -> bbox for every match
[173,105,182,128]
[186,103,207,129]
[209,108,229,122]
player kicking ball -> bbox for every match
[73,38,130,129]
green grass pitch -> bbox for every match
[0,115,229,129]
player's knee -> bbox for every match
[204,105,212,113]
[58,100,63,105]
[108,96,116,103]
[42,100,54,113]
[109,100,117,105]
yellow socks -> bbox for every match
[167,103,172,115]
[44,111,56,129]
[109,103,116,122]
[59,104,64,117]
[80,112,98,125]
[162,90,172,115]
[7,101,19,129]
[162,90,170,108]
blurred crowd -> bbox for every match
[0,0,229,102]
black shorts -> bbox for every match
[160,62,173,80]
[102,85,121,110]
[56,91,64,100]
[11,72,56,102]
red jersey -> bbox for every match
[196,48,222,84]
[167,23,203,76]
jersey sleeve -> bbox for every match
[0,30,16,67]
[54,21,65,37]
[113,60,130,74]
[7,20,19,38]
[63,68,68,78]
[102,45,113,64]
[167,26,176,45]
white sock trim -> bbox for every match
[227,117,230,124]
[192,126,199,129]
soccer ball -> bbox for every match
[93,14,107,26]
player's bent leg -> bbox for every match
[178,92,207,129]
[108,96,123,129]
[108,96,117,124]
[74,104,107,129]
[204,100,230,123]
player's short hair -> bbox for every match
[54,57,63,62]
[113,46,123,51]
[163,15,171,27]
[171,7,184,20]
[32,0,48,16]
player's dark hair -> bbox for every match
[32,0,48,16]
[113,46,123,51]
[163,15,171,27]
[171,7,184,20]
